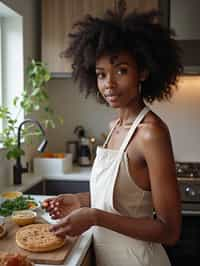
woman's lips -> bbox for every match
[105,94,120,102]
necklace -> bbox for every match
[114,120,133,134]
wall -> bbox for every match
[46,78,116,152]
[0,0,40,187]
[46,76,200,162]
[153,76,200,162]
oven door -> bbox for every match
[164,212,200,265]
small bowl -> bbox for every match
[11,210,37,226]
[26,200,40,211]
[1,191,23,200]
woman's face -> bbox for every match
[96,51,140,108]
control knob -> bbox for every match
[185,186,196,197]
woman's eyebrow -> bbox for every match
[114,62,129,67]
[96,62,128,70]
[96,67,104,70]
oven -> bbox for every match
[164,162,200,265]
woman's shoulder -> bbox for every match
[138,110,171,143]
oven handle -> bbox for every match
[182,210,200,216]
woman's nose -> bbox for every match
[105,73,116,88]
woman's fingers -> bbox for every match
[50,210,62,219]
[42,197,54,206]
[49,218,72,236]
[54,226,73,237]
[43,194,80,220]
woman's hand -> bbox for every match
[50,207,96,237]
[42,194,81,219]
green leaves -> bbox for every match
[20,60,52,116]
[0,106,10,119]
[0,59,63,160]
[0,195,36,216]
[6,147,25,160]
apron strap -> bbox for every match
[118,106,150,156]
[103,119,120,148]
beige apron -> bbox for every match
[90,106,171,266]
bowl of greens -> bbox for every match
[0,195,39,217]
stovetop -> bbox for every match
[176,162,200,178]
[176,162,200,210]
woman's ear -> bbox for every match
[140,69,149,81]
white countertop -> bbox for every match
[34,195,93,266]
[0,195,92,266]
[0,167,93,265]
[0,166,92,194]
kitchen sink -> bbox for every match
[24,179,89,195]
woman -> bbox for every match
[43,8,182,266]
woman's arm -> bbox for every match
[76,192,90,207]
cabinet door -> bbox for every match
[45,180,90,195]
[122,0,158,12]
[42,0,115,74]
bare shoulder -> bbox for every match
[138,111,171,145]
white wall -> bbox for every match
[46,78,116,152]
[46,76,200,163]
[152,76,200,162]
[0,0,40,187]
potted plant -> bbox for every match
[0,59,63,184]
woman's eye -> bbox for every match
[117,68,128,75]
[96,72,105,79]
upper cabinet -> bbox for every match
[42,0,158,76]
[125,0,158,12]
[170,0,200,74]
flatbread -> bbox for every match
[16,223,65,252]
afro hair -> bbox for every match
[62,8,183,103]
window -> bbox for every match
[0,17,3,132]
[0,2,24,141]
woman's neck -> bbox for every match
[118,100,145,126]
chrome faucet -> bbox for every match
[13,119,48,185]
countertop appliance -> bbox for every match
[74,126,92,166]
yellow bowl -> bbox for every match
[11,210,37,226]
[1,191,23,200]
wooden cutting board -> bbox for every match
[0,217,78,265]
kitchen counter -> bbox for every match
[0,167,93,265]
[0,166,92,194]
[35,195,93,266]
[0,194,92,266]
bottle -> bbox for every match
[78,137,91,166]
